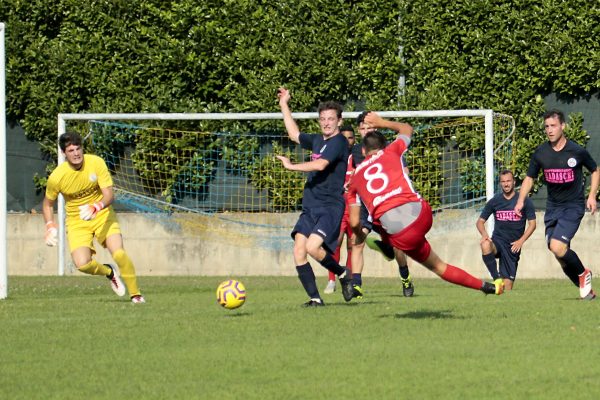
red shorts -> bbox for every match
[339,212,353,239]
[380,200,433,263]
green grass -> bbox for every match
[1,276,599,399]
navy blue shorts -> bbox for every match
[492,237,520,281]
[544,205,584,246]
[292,205,344,254]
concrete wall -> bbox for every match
[7,211,600,279]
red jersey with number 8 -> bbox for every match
[347,137,420,220]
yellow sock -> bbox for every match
[78,260,112,277]
[112,249,140,296]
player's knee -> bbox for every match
[548,240,567,258]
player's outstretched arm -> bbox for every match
[277,87,301,144]
[511,218,536,253]
[514,176,534,217]
[364,112,413,140]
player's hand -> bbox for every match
[363,112,382,129]
[510,239,524,253]
[78,202,104,221]
[275,155,292,170]
[586,196,597,215]
[351,231,367,246]
[514,200,523,218]
[45,221,58,247]
[277,87,290,105]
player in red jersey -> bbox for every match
[347,112,502,295]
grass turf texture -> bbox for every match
[0,277,598,399]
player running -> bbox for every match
[347,112,502,296]
[515,109,599,300]
[476,169,536,291]
[43,132,145,303]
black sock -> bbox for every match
[559,249,585,286]
[377,240,396,260]
[319,253,346,276]
[482,253,499,280]
[398,265,409,280]
[352,273,362,286]
[296,263,320,299]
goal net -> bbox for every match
[56,111,514,273]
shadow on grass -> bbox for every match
[389,309,462,320]
[222,311,251,317]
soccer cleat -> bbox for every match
[581,290,596,301]
[105,264,126,297]
[351,284,364,299]
[401,276,415,297]
[481,281,502,295]
[578,269,593,299]
[323,280,336,294]
[302,298,325,307]
[339,269,354,302]
[131,295,146,304]
[493,278,505,295]
[365,236,395,261]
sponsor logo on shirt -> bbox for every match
[373,187,403,208]
[544,168,574,183]
[567,157,577,167]
[89,173,98,182]
[495,210,521,221]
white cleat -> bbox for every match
[579,269,593,299]
[323,280,336,294]
[131,295,146,304]
[106,264,126,297]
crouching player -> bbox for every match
[347,113,503,296]
[43,132,145,303]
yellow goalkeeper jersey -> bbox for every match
[45,154,113,220]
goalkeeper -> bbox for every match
[42,132,145,304]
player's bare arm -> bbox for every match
[514,176,534,217]
[42,196,58,246]
[348,205,366,245]
[511,218,536,253]
[475,217,491,244]
[275,156,329,172]
[364,112,413,139]
[277,87,301,144]
[586,167,599,214]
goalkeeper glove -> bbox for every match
[45,221,58,247]
[78,202,104,221]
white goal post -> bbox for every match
[56,109,504,276]
[1,23,7,299]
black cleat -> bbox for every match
[352,284,364,299]
[302,298,325,307]
[481,282,496,295]
[339,268,354,302]
[401,276,415,297]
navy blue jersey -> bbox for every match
[480,192,535,243]
[298,132,349,209]
[351,143,364,168]
[526,140,597,207]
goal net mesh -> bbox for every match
[65,113,515,250]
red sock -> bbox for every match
[330,247,342,281]
[441,264,482,290]
[346,247,352,270]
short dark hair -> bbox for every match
[339,125,354,133]
[317,101,343,118]
[362,131,386,153]
[499,169,514,178]
[543,109,565,124]
[59,132,83,152]
[357,111,370,125]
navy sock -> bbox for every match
[482,253,499,280]
[352,273,362,286]
[559,249,585,286]
[320,253,346,276]
[296,263,320,299]
[398,265,409,280]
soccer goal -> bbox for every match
[55,110,515,275]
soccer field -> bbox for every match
[0,276,598,399]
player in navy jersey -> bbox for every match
[348,111,415,299]
[477,170,536,291]
[275,87,353,306]
[348,112,502,296]
[515,109,599,300]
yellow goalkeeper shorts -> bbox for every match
[66,208,121,254]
